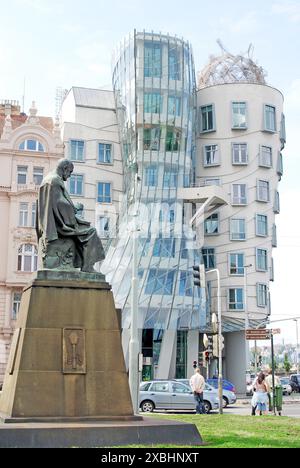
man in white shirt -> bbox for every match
[189,368,206,414]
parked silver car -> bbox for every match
[139,380,219,413]
[175,379,236,408]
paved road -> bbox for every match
[226,402,300,418]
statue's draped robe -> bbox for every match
[37,173,104,269]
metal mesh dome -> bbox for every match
[198,41,267,89]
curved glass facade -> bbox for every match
[102,31,208,332]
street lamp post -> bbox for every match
[294,319,299,374]
[244,264,252,382]
[207,268,223,415]
[129,172,140,415]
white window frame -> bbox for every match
[98,142,113,165]
[256,214,268,237]
[203,144,220,167]
[19,202,29,227]
[31,202,36,228]
[12,292,22,320]
[232,142,248,165]
[97,182,112,204]
[17,244,38,272]
[231,101,247,129]
[17,166,28,185]
[257,283,268,307]
[259,145,273,168]
[69,173,84,197]
[263,104,276,133]
[228,288,244,311]
[274,190,280,213]
[257,179,270,202]
[199,104,216,133]
[232,183,247,205]
[230,218,246,241]
[19,139,45,152]
[204,178,221,186]
[256,248,268,272]
[229,253,245,276]
[33,166,44,185]
[69,139,85,162]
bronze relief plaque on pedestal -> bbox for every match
[63,327,86,374]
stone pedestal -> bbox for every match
[0,271,135,421]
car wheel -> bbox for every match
[203,401,211,414]
[222,397,229,408]
[140,400,155,413]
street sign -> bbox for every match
[271,328,281,335]
[245,329,271,340]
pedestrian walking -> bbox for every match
[253,372,268,415]
[189,367,205,414]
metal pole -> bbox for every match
[129,174,139,415]
[216,269,223,415]
[254,340,258,374]
[295,319,299,374]
[271,332,276,416]
[244,265,250,376]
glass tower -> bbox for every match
[102,31,208,339]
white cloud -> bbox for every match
[272,2,300,22]
[215,11,259,36]
[17,0,63,14]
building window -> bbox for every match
[272,224,277,247]
[230,218,246,241]
[232,184,247,205]
[17,166,28,185]
[270,258,275,282]
[280,113,286,149]
[17,244,37,272]
[257,180,270,202]
[33,167,44,185]
[166,129,181,152]
[232,143,248,165]
[200,104,215,133]
[31,202,36,228]
[19,139,44,152]
[259,146,272,168]
[144,93,162,114]
[274,190,280,213]
[256,214,268,237]
[153,237,176,258]
[145,269,175,295]
[203,145,219,166]
[229,288,244,310]
[168,45,181,80]
[256,248,268,271]
[97,182,111,203]
[168,96,181,116]
[12,292,22,320]
[205,178,220,186]
[97,216,110,238]
[232,102,247,129]
[19,202,28,226]
[70,140,84,161]
[202,248,216,269]
[163,171,177,188]
[204,213,219,235]
[98,143,112,164]
[257,283,268,307]
[179,272,193,297]
[229,253,244,275]
[144,42,162,78]
[143,127,160,151]
[145,166,157,187]
[69,174,83,196]
[264,104,276,132]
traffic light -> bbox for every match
[213,334,225,357]
[203,351,210,362]
[192,360,197,369]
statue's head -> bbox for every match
[56,159,74,181]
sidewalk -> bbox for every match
[236,394,300,405]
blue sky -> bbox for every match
[1,0,300,344]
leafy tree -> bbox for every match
[283,353,291,373]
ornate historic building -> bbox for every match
[0,100,63,383]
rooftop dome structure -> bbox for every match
[198,40,267,89]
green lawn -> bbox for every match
[126,414,300,448]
